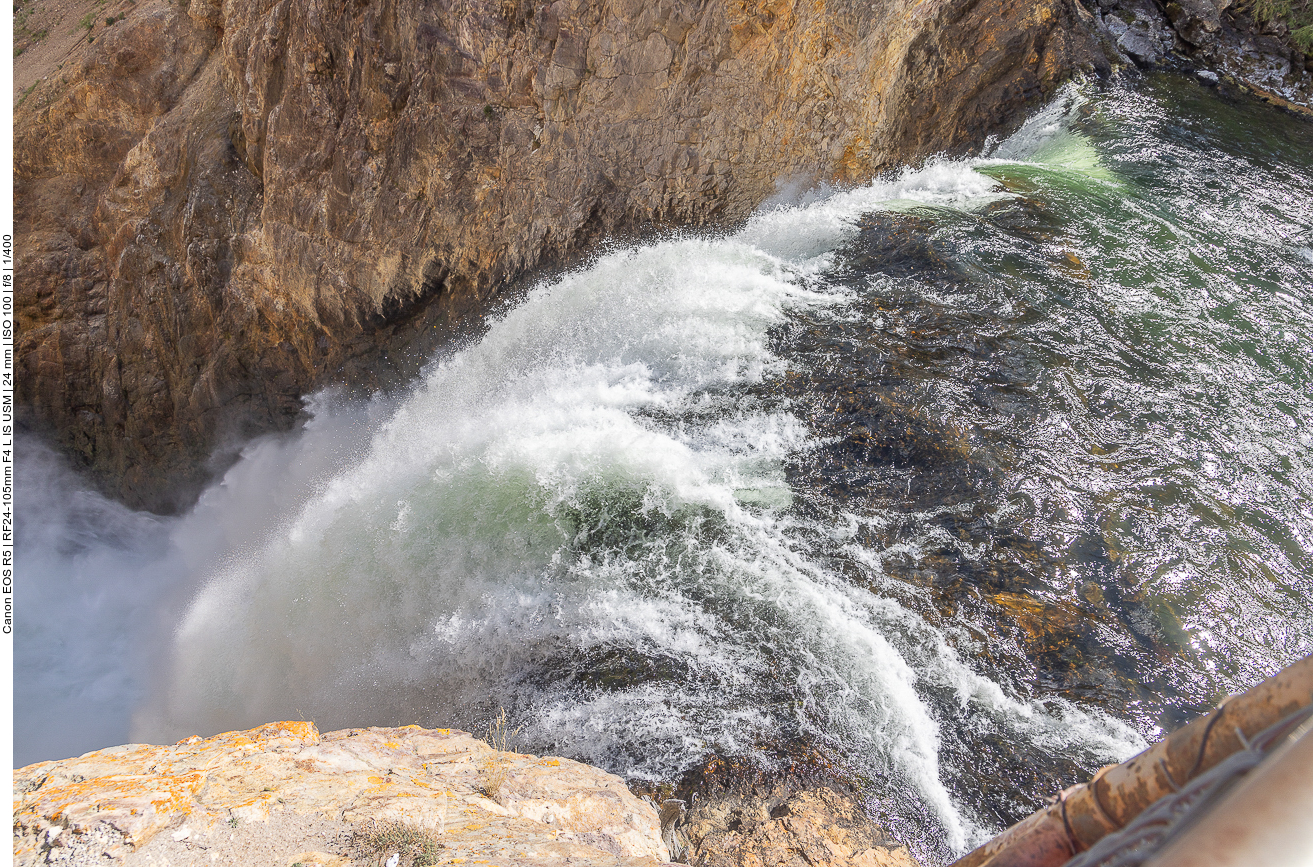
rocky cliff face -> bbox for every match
[15,0,1107,511]
[1093,0,1313,107]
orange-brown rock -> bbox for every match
[15,0,1108,511]
[12,721,674,866]
[656,748,922,867]
[681,787,920,867]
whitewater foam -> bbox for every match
[17,88,1164,860]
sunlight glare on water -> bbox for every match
[17,74,1313,864]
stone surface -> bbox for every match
[654,750,920,867]
[15,0,1109,512]
[1098,1,1179,66]
[1094,0,1313,109]
[682,788,919,867]
[12,721,674,867]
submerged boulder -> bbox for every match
[645,747,922,867]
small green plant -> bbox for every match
[352,820,445,867]
[14,0,49,47]
[227,816,239,829]
[478,707,522,802]
[479,755,510,801]
[74,0,110,34]
[1246,0,1313,51]
[483,104,495,119]
[484,706,520,753]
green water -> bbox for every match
[783,73,1313,831]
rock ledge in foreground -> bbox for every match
[12,721,673,867]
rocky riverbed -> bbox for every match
[1092,0,1312,109]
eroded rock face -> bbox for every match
[1092,0,1313,108]
[12,721,673,866]
[15,0,1107,512]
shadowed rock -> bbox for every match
[666,750,920,867]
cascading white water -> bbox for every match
[43,82,1297,862]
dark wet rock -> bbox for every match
[1099,6,1178,66]
[1162,0,1231,48]
[1094,0,1312,109]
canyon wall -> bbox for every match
[15,0,1107,511]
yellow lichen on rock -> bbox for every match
[13,722,673,867]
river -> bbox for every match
[16,73,1313,863]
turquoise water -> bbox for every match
[16,74,1313,863]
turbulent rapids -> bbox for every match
[17,75,1313,863]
